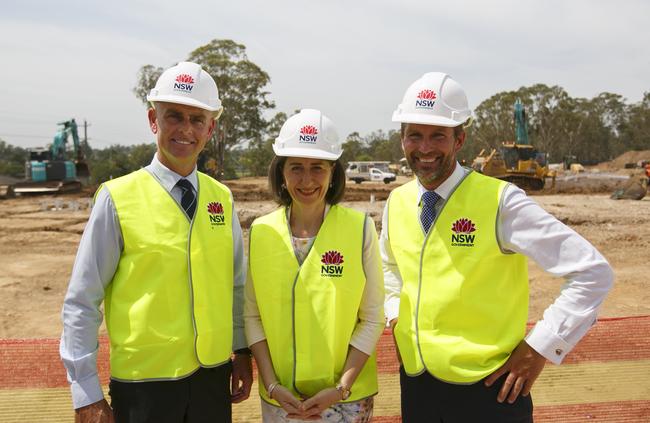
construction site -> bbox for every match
[0,147,649,421]
[1,65,649,423]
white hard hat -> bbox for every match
[147,61,223,119]
[392,72,472,127]
[272,109,342,160]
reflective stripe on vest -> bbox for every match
[103,169,234,381]
[249,205,378,403]
[388,171,528,383]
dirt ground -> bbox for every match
[1,174,649,339]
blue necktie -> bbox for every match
[420,190,441,234]
[176,179,196,219]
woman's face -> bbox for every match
[282,157,333,208]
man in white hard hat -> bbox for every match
[60,62,252,423]
[381,72,613,422]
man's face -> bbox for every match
[402,123,465,190]
[148,102,215,175]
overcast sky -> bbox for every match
[1,0,648,150]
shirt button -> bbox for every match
[555,349,563,356]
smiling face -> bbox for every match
[282,157,334,208]
[148,101,215,176]
[402,123,465,190]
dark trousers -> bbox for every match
[400,367,533,423]
[109,363,232,423]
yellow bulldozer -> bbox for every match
[471,99,555,191]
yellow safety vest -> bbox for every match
[388,171,528,383]
[102,169,234,381]
[249,205,378,404]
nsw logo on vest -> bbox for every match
[174,74,195,94]
[321,250,344,277]
[299,125,318,144]
[451,218,476,247]
[415,89,437,109]
[207,201,226,227]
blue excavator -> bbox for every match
[13,119,90,194]
[472,99,555,191]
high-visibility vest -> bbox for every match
[102,169,234,381]
[387,171,528,383]
[249,205,378,404]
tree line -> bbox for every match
[1,39,648,183]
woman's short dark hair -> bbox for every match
[268,155,346,206]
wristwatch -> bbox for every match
[335,382,351,400]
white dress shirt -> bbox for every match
[60,155,247,409]
[381,162,614,365]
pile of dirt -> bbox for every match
[597,150,650,169]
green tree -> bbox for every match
[621,92,650,153]
[0,140,27,177]
[240,112,287,176]
[465,90,519,162]
[365,130,403,163]
[133,39,275,179]
[132,65,164,105]
[88,145,134,184]
[340,132,370,167]
[128,143,158,170]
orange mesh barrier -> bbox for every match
[1,316,649,422]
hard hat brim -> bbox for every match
[272,145,341,161]
[147,94,223,115]
[392,111,467,128]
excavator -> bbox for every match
[13,119,90,194]
[472,99,555,191]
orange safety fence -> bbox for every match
[1,316,649,422]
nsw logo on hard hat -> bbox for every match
[299,125,318,144]
[415,89,437,109]
[321,250,344,277]
[174,74,195,94]
[207,201,226,227]
[451,218,476,247]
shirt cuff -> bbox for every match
[70,374,104,409]
[232,328,248,352]
[525,321,574,365]
[385,298,400,324]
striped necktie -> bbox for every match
[420,190,441,234]
[176,179,196,219]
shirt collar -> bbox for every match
[147,153,198,193]
[416,162,467,204]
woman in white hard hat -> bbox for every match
[244,109,385,422]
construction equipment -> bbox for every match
[13,119,90,194]
[472,99,555,191]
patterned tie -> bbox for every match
[420,190,441,234]
[176,179,196,219]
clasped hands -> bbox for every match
[271,384,344,421]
